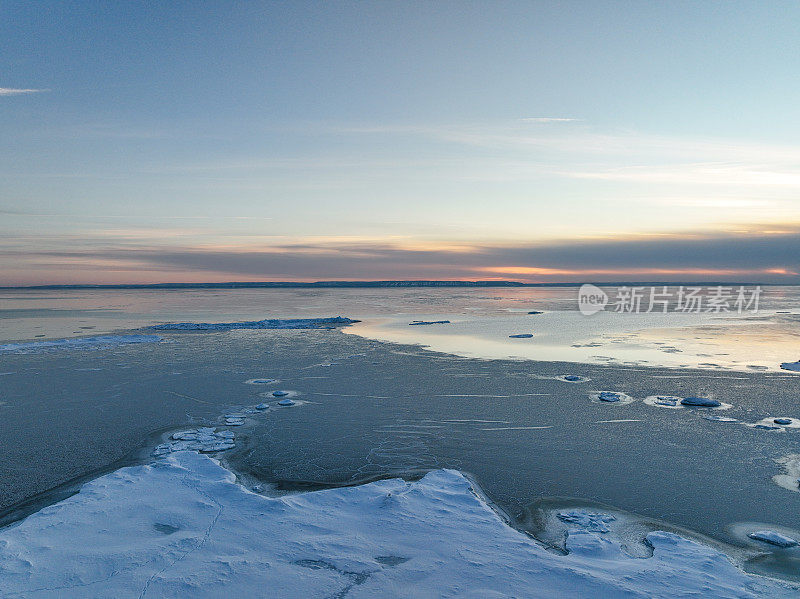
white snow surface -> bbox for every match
[0,452,793,598]
[0,335,162,353]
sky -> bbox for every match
[2,1,800,285]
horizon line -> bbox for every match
[0,279,777,290]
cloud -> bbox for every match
[0,88,48,96]
[3,228,799,285]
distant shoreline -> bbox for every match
[0,280,773,290]
[0,280,774,290]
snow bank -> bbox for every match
[0,335,162,354]
[0,453,792,598]
[149,316,358,331]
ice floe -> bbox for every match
[779,361,800,372]
[408,320,451,325]
[0,452,793,598]
[272,390,290,397]
[153,427,236,456]
[245,378,279,385]
[773,454,800,492]
[277,398,296,407]
[557,375,590,383]
[557,510,616,533]
[255,403,269,410]
[150,316,358,331]
[590,391,634,405]
[508,333,534,338]
[747,530,798,548]
[644,395,683,409]
[680,397,721,407]
[0,335,162,354]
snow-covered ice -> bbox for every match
[152,428,236,455]
[150,317,358,331]
[0,452,793,598]
[747,530,798,548]
[0,335,162,354]
[590,391,633,405]
[644,395,683,409]
[556,510,616,533]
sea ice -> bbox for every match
[681,397,721,407]
[780,361,800,372]
[0,335,162,354]
[702,415,738,422]
[245,378,279,385]
[559,375,589,383]
[408,320,451,326]
[153,428,236,455]
[272,390,290,397]
[0,453,792,598]
[774,418,793,425]
[255,403,269,410]
[150,317,358,331]
[599,391,622,402]
[557,510,616,533]
[644,395,683,409]
[278,398,295,406]
[509,333,534,338]
[528,310,544,314]
[747,530,798,548]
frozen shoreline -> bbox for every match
[0,450,794,598]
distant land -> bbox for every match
[1,280,768,290]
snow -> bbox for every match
[0,335,162,354]
[747,530,798,548]
[149,317,358,331]
[0,452,793,598]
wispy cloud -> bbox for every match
[2,228,798,285]
[0,87,49,96]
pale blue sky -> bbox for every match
[2,1,799,284]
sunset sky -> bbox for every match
[2,1,799,285]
